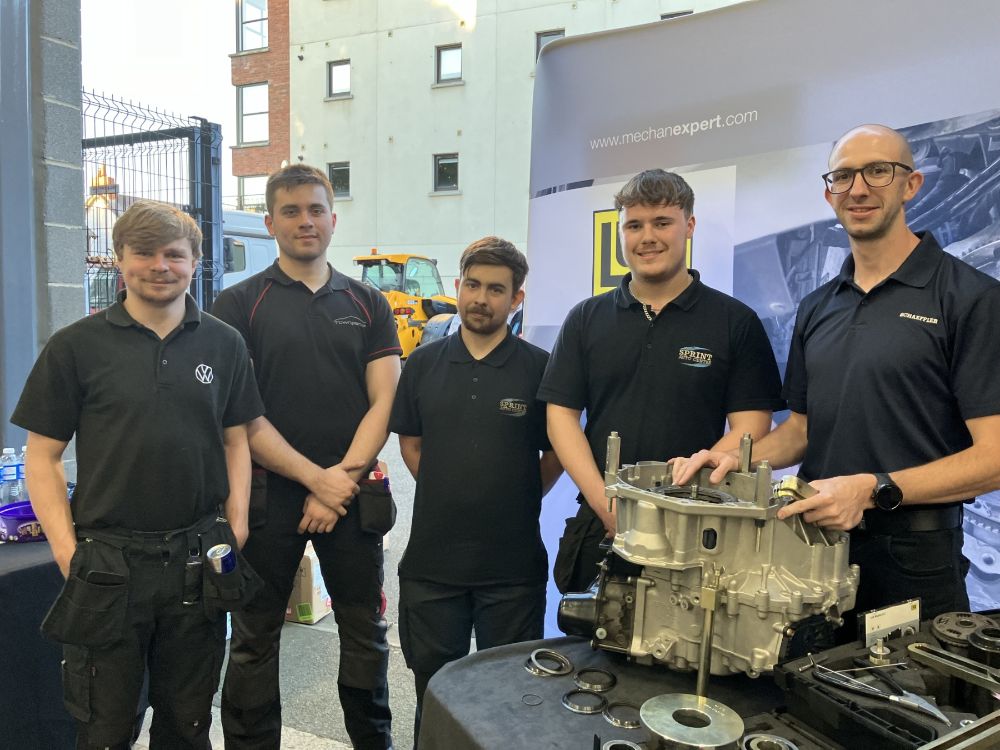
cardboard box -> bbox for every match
[285,541,333,625]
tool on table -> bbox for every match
[812,662,951,725]
[908,641,1000,694]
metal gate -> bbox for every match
[81,90,223,312]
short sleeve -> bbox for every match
[389,352,422,436]
[367,292,403,361]
[536,304,588,410]
[782,309,809,415]
[725,310,786,414]
[951,285,1000,420]
[10,332,83,441]
[222,334,265,428]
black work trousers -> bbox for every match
[398,577,546,746]
[221,481,392,750]
[45,515,228,750]
[838,526,971,643]
[553,503,608,594]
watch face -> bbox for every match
[875,482,903,511]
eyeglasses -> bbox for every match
[821,161,914,194]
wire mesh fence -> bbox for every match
[81,90,223,312]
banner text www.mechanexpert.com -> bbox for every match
[589,109,758,150]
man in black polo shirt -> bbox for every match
[11,200,263,749]
[212,164,401,750]
[539,169,785,594]
[390,236,562,742]
[675,124,1000,632]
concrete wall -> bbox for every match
[286,0,744,286]
[0,0,83,449]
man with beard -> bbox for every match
[674,124,1000,634]
[390,237,562,743]
[212,165,401,749]
[539,169,784,594]
[12,200,262,749]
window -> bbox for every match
[433,153,458,192]
[238,175,268,211]
[223,238,247,273]
[327,60,351,97]
[238,0,268,51]
[436,44,462,83]
[237,83,269,144]
[405,258,445,297]
[327,162,350,198]
[661,10,693,20]
[536,29,565,60]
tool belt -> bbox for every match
[857,504,964,534]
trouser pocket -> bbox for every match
[41,540,129,647]
[358,480,397,536]
[553,511,591,594]
[201,519,263,616]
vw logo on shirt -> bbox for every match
[195,364,215,384]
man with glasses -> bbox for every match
[674,124,1000,635]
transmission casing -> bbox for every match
[558,434,859,678]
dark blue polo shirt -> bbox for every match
[538,271,785,478]
[390,330,551,586]
[212,261,401,480]
[784,232,1000,499]
[11,293,264,531]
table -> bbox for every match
[419,636,784,749]
[0,542,75,748]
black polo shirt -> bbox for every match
[390,330,551,586]
[11,293,264,531]
[211,261,401,477]
[784,232,1000,497]
[538,271,784,478]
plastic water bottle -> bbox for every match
[15,446,28,502]
[0,448,17,506]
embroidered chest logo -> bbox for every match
[899,312,939,325]
[334,315,367,328]
[499,398,529,417]
[677,346,713,368]
[195,364,214,384]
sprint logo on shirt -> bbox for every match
[499,398,529,417]
[678,346,713,368]
[899,312,939,325]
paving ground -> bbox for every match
[136,434,420,750]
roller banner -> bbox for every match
[527,0,1000,628]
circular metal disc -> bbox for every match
[640,693,744,750]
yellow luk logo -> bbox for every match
[592,209,693,295]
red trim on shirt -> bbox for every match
[342,289,372,325]
[249,281,273,328]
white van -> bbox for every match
[221,210,276,288]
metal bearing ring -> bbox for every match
[524,648,573,677]
[562,688,607,715]
[601,741,642,750]
[574,667,617,693]
[743,734,800,750]
[603,700,641,729]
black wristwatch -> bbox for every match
[871,472,903,511]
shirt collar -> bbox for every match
[106,290,201,329]
[446,326,517,367]
[614,270,703,312]
[834,231,943,293]
[263,259,350,291]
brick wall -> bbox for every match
[231,0,289,177]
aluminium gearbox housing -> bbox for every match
[558,432,859,681]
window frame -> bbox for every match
[237,0,268,52]
[435,43,463,84]
[327,161,351,199]
[433,153,459,192]
[237,175,268,211]
[237,83,269,146]
[327,59,352,98]
[535,29,565,60]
